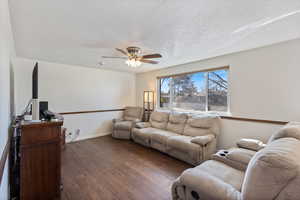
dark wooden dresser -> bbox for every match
[19,120,63,200]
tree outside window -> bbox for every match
[159,68,228,112]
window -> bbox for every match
[158,67,229,112]
[159,77,171,108]
[207,69,228,111]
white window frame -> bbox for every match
[156,66,231,115]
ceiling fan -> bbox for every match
[102,46,162,67]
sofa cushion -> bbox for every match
[242,137,300,200]
[132,127,159,145]
[151,129,179,145]
[193,160,245,190]
[150,111,169,129]
[124,116,138,121]
[166,113,188,134]
[189,116,213,128]
[179,160,244,200]
[268,122,300,143]
[183,122,212,137]
[123,107,143,121]
[183,115,220,137]
[167,135,201,156]
[114,121,133,131]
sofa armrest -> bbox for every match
[227,148,256,165]
[191,134,215,146]
[135,122,151,129]
[212,148,256,171]
[236,138,266,151]
[131,119,142,129]
[133,119,142,123]
[179,168,241,200]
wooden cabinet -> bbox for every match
[20,121,63,200]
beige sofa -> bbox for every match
[132,111,221,165]
[172,122,300,200]
[112,106,143,139]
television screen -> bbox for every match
[32,62,38,99]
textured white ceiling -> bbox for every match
[10,0,300,73]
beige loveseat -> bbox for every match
[172,122,300,200]
[112,106,143,139]
[132,111,221,165]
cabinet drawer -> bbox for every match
[21,126,61,145]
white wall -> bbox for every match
[136,38,300,149]
[0,0,15,199]
[14,58,136,141]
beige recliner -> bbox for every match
[132,111,221,165]
[172,122,300,200]
[212,138,266,171]
[112,106,143,139]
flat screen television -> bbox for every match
[32,62,38,99]
[32,62,40,120]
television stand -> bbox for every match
[11,120,63,200]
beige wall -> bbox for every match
[13,58,136,141]
[136,39,300,148]
[0,0,15,198]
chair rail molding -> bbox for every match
[220,116,288,125]
[59,108,289,125]
[59,108,125,115]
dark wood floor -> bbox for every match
[61,136,191,200]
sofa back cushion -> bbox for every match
[268,122,300,143]
[166,113,188,134]
[183,115,220,137]
[150,111,169,129]
[123,107,144,121]
[242,137,300,199]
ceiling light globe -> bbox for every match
[126,59,141,68]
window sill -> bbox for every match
[155,107,232,117]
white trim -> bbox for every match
[205,72,209,112]
[156,107,232,116]
[67,132,111,143]
[227,67,232,114]
[156,78,160,108]
[170,77,174,108]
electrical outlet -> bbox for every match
[66,129,80,143]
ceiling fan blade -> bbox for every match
[115,48,128,56]
[142,53,162,59]
[140,59,159,64]
[102,56,127,59]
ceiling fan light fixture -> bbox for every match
[102,47,162,67]
[126,59,142,68]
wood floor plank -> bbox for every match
[61,136,191,200]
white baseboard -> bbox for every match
[67,132,111,143]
